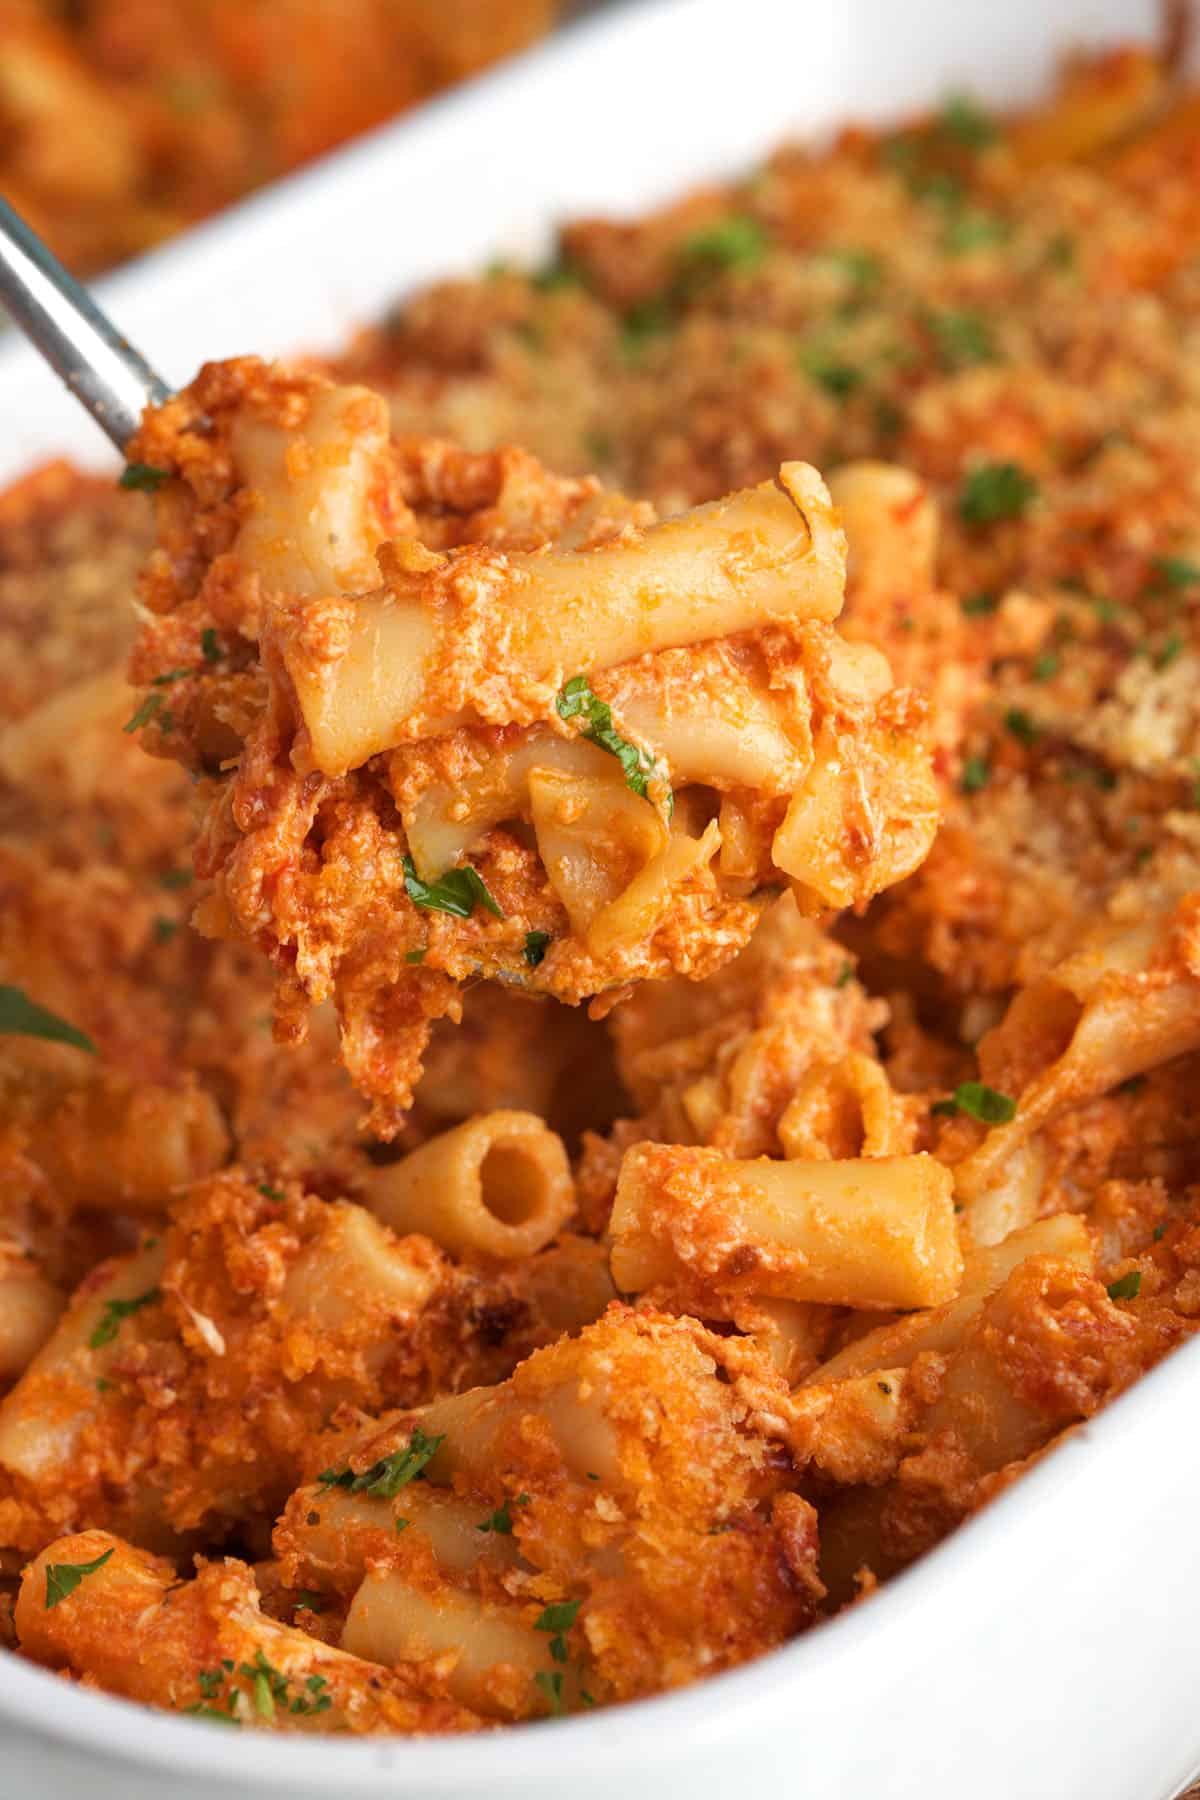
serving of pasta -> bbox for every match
[4,33,1200,1746]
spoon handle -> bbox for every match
[0,196,170,453]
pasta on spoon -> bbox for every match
[125,357,939,1130]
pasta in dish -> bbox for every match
[4,38,1200,1736]
[121,356,937,1130]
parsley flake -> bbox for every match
[960,754,990,794]
[835,961,854,989]
[933,1081,1017,1125]
[295,1591,325,1614]
[88,1287,160,1350]
[123,691,169,734]
[938,92,998,149]
[1107,1270,1142,1302]
[200,628,223,663]
[532,258,587,293]
[0,985,94,1054]
[523,930,551,968]
[119,463,169,493]
[799,348,863,398]
[928,309,996,369]
[959,462,1038,526]
[534,1598,581,1665]
[1004,708,1039,747]
[556,676,670,808]
[943,211,1008,254]
[535,1670,565,1715]
[820,247,882,286]
[678,216,767,274]
[403,857,503,921]
[45,1546,114,1609]
[618,298,672,362]
[319,1426,445,1498]
[961,591,998,616]
[478,1501,515,1535]
[1151,556,1200,592]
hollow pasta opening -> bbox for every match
[479,1140,549,1227]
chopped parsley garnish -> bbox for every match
[1107,1270,1142,1302]
[960,754,990,794]
[200,628,223,663]
[928,309,996,369]
[534,1598,581,1664]
[1046,233,1075,269]
[523,930,551,968]
[582,429,613,465]
[158,867,192,891]
[799,348,863,398]
[258,1183,284,1200]
[45,1546,114,1609]
[678,216,767,274]
[961,591,998,616]
[932,1081,1017,1125]
[477,1495,529,1535]
[403,857,503,921]
[532,258,587,293]
[1153,1223,1168,1243]
[958,461,1038,526]
[556,675,670,808]
[0,985,94,1054]
[1062,762,1117,792]
[912,170,965,211]
[1032,652,1059,681]
[404,948,426,964]
[187,1654,330,1723]
[252,1668,275,1720]
[318,1426,445,1498]
[938,92,999,150]
[618,297,672,362]
[835,961,853,988]
[153,916,178,944]
[295,1591,325,1614]
[119,463,169,492]
[1004,708,1039,747]
[89,1287,161,1350]
[943,212,1008,254]
[123,691,170,734]
[1156,634,1184,669]
[535,1670,565,1715]
[1151,556,1200,592]
[820,247,882,287]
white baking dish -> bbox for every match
[2,1,1198,1796]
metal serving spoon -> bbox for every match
[0,195,170,451]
